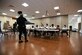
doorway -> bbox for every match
[78,23,81,32]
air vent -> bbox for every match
[55,10,60,13]
[8,5,15,7]
[32,15,35,17]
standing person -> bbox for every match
[13,22,17,34]
[16,11,28,43]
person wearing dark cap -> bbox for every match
[17,11,28,43]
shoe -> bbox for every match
[25,40,28,42]
[19,40,23,43]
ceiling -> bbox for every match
[0,0,82,18]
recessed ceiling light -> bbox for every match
[77,9,82,12]
[35,11,40,13]
[54,6,59,10]
[74,14,79,16]
[24,14,27,16]
[57,13,61,15]
[10,9,15,12]
[2,13,7,15]
[22,3,29,7]
[42,15,46,17]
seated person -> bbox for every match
[50,24,56,29]
[26,25,35,36]
[30,25,35,33]
[35,25,39,29]
[61,25,68,36]
[34,25,40,36]
[62,25,68,30]
[56,25,60,31]
[56,25,60,36]
[45,23,49,29]
[39,24,44,29]
[39,24,44,36]
[43,24,50,36]
[31,26,35,29]
[49,24,56,36]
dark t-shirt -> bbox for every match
[17,15,27,27]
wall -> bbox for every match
[30,19,41,25]
[0,15,69,30]
[0,16,16,30]
[30,15,68,28]
[41,18,50,25]
[68,14,81,29]
[61,16,68,28]
[50,16,61,27]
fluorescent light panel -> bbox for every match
[2,13,7,15]
[10,9,15,12]
[74,14,79,16]
[77,9,82,12]
[22,3,29,7]
[57,13,61,15]
[42,15,46,17]
[54,6,59,10]
[35,11,40,13]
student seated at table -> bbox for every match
[39,24,44,29]
[31,26,35,29]
[50,24,56,29]
[45,23,49,29]
[56,25,60,36]
[38,24,44,36]
[43,24,49,36]
[49,24,56,36]
[29,25,35,36]
[34,25,40,36]
[56,25,60,30]
[61,25,68,36]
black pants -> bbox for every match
[34,30,40,36]
[61,30,68,35]
[13,28,16,34]
[50,31,55,36]
[18,26,27,41]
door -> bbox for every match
[78,23,81,32]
